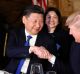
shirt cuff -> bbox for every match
[48,55,56,65]
[29,48,31,54]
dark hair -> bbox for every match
[22,5,44,16]
[43,7,62,32]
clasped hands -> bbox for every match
[29,46,53,60]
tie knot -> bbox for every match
[27,35,32,40]
[24,35,32,46]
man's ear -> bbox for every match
[74,15,80,22]
[72,15,80,27]
[22,16,27,24]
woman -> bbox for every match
[43,7,74,63]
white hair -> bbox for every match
[66,11,80,29]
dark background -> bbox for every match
[0,0,32,69]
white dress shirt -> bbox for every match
[21,29,37,73]
[25,29,37,46]
[21,29,56,73]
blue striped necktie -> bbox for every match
[16,35,32,74]
[24,35,32,46]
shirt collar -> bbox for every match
[25,29,37,39]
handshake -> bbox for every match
[29,46,53,61]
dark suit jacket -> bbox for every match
[5,28,57,73]
[70,42,80,74]
[49,29,74,74]
[50,28,74,63]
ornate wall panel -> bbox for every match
[48,0,73,16]
[48,0,59,8]
[59,0,73,16]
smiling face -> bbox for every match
[45,11,59,30]
[22,13,43,35]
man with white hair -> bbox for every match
[66,11,80,74]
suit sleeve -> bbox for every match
[51,57,73,74]
[6,30,30,58]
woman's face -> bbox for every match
[45,11,59,29]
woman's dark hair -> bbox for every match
[43,7,62,32]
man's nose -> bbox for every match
[36,22,40,28]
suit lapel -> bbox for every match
[18,28,26,46]
[35,32,44,46]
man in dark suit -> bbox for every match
[66,11,80,74]
[5,5,56,74]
